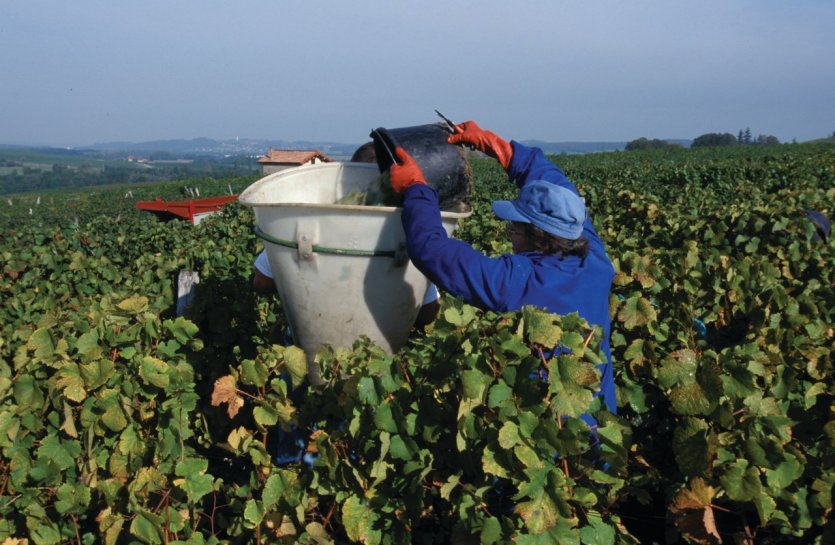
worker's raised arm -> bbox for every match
[446,120,577,196]
[447,120,513,170]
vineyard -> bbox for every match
[0,144,832,544]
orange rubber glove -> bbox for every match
[389,147,428,194]
[447,120,513,170]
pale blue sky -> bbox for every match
[2,1,833,146]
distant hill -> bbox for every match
[805,136,835,144]
[520,140,627,154]
[85,138,362,159]
[82,137,656,158]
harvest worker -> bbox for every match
[388,120,617,423]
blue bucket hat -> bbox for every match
[492,180,588,240]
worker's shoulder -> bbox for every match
[586,244,615,277]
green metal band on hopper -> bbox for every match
[254,226,398,258]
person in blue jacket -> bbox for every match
[387,120,617,424]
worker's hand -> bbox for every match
[389,147,428,194]
[447,120,513,170]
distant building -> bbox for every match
[256,148,333,174]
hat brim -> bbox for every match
[492,200,531,224]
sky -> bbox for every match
[2,1,834,147]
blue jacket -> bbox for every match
[401,141,617,419]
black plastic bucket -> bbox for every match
[370,123,472,212]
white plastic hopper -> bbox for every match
[239,162,470,383]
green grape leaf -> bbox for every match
[263,474,285,509]
[498,421,521,449]
[31,524,63,545]
[659,351,722,416]
[118,425,141,456]
[518,411,539,439]
[673,418,714,477]
[118,295,149,313]
[14,373,44,410]
[28,327,55,360]
[243,499,265,526]
[373,401,398,434]
[668,382,712,416]
[357,376,379,405]
[55,482,91,515]
[164,316,199,344]
[516,487,559,535]
[342,495,380,545]
[80,358,115,390]
[0,376,11,399]
[720,459,761,502]
[101,392,128,432]
[444,305,477,327]
[623,339,645,363]
[240,358,269,387]
[461,369,491,401]
[804,381,827,410]
[523,307,562,347]
[753,493,777,525]
[480,516,502,545]
[579,511,615,545]
[55,362,86,403]
[99,509,125,545]
[76,329,102,360]
[657,349,697,388]
[487,381,513,409]
[617,296,657,329]
[174,458,213,503]
[130,511,163,544]
[253,405,278,427]
[440,474,460,500]
[548,357,599,418]
[282,345,308,388]
[36,434,77,471]
[140,356,169,389]
[482,447,510,478]
[305,522,333,545]
[765,455,803,491]
[515,521,579,544]
[389,434,411,461]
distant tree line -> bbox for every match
[626,127,784,151]
[691,127,780,148]
[624,138,683,151]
